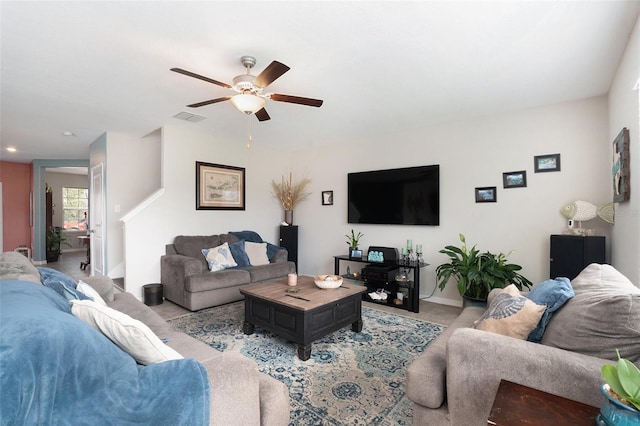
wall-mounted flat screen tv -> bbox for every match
[348,165,439,226]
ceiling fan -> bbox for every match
[171,56,323,121]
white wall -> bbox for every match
[122,125,294,299]
[292,97,612,305]
[120,95,622,306]
[609,15,640,284]
[106,131,161,277]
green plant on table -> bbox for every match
[345,230,364,248]
[601,349,640,411]
[435,234,532,300]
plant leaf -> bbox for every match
[617,357,640,401]
[602,364,628,400]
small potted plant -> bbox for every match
[600,350,640,424]
[435,234,532,305]
[46,226,71,263]
[345,230,364,259]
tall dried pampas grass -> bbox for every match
[272,173,312,210]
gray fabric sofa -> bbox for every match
[407,263,640,426]
[161,233,296,311]
[0,251,290,426]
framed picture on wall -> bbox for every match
[612,127,630,203]
[196,161,246,210]
[503,171,527,188]
[321,190,334,205]
[475,187,497,203]
[534,153,561,172]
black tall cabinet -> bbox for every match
[279,225,298,269]
[549,235,606,280]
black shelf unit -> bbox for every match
[279,225,298,269]
[549,235,606,280]
[334,255,427,313]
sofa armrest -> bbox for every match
[406,306,484,408]
[161,254,204,302]
[201,353,261,425]
[270,248,288,264]
[82,276,116,303]
[161,254,203,277]
[258,375,290,426]
[445,328,611,426]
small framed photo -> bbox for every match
[503,171,527,188]
[534,153,561,173]
[475,187,497,203]
[321,190,333,206]
[196,161,246,210]
[349,248,363,260]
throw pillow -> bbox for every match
[70,299,183,365]
[77,280,107,306]
[38,267,91,301]
[540,263,640,363]
[474,285,546,340]
[265,242,282,260]
[244,241,270,266]
[526,277,575,343]
[201,242,238,272]
[228,240,251,268]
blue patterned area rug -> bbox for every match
[169,302,444,425]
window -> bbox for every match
[62,187,88,230]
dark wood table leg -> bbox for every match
[297,344,312,361]
[352,319,363,332]
[243,321,255,335]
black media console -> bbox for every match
[333,255,427,313]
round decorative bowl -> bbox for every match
[314,274,343,289]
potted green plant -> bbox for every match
[599,350,640,424]
[435,234,532,304]
[345,229,364,259]
[46,226,71,263]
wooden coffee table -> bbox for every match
[488,380,600,425]
[239,276,367,361]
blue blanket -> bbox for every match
[0,280,209,425]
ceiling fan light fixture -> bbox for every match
[230,93,266,115]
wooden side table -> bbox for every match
[488,380,600,425]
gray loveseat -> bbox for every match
[407,263,640,425]
[0,251,290,425]
[161,232,296,311]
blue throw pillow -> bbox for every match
[228,240,251,268]
[265,243,282,260]
[38,267,91,302]
[526,277,574,342]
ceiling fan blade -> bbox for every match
[255,108,270,121]
[186,97,231,108]
[171,67,232,89]
[270,93,323,107]
[255,61,290,88]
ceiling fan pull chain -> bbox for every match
[247,116,252,149]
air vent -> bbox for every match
[173,112,206,123]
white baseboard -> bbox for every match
[419,295,463,308]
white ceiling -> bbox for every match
[2,1,639,163]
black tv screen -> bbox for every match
[348,165,439,226]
